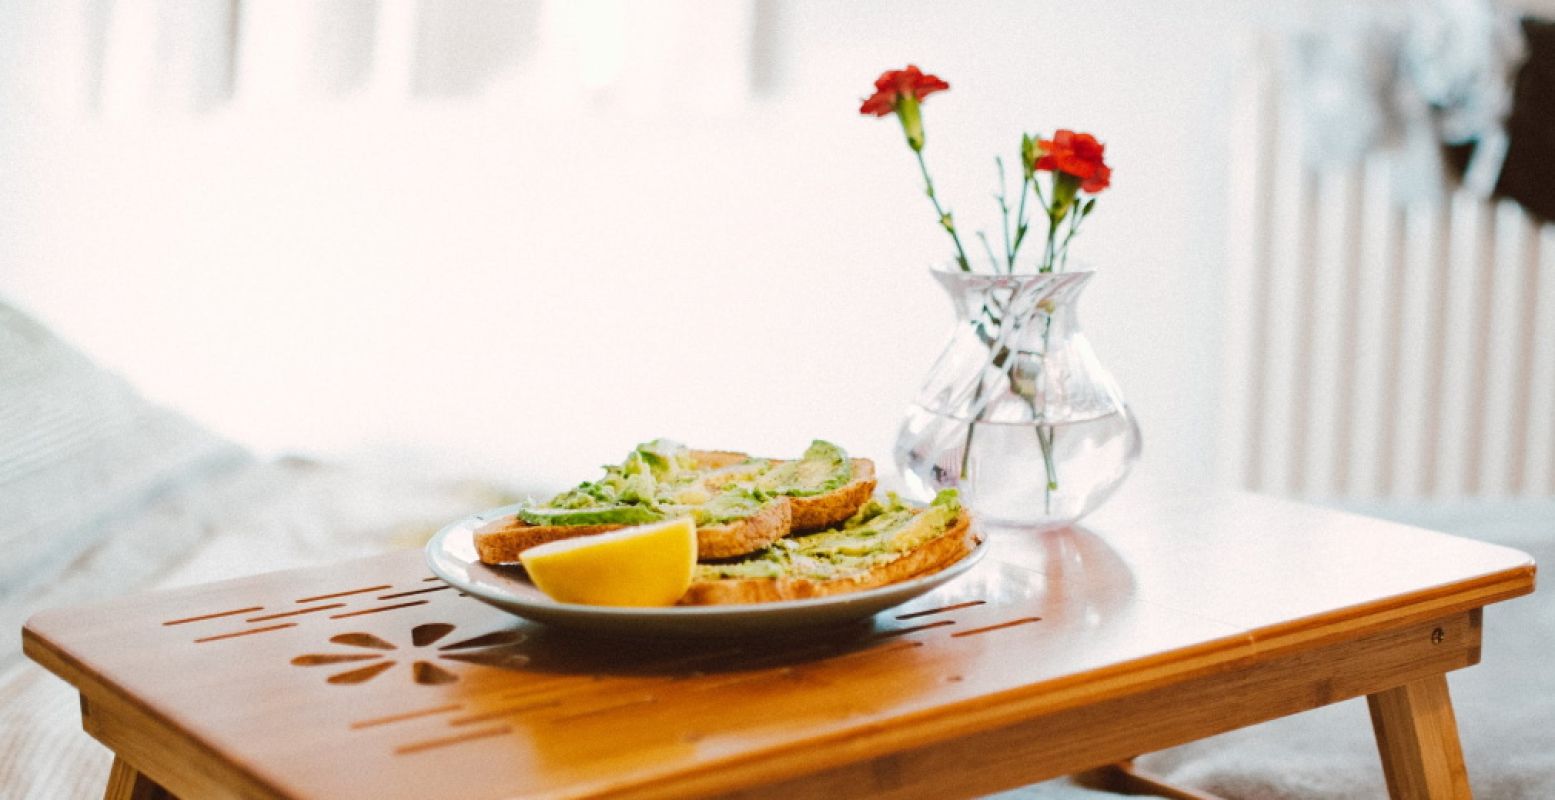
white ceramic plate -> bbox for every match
[425,504,989,638]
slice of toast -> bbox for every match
[692,497,792,559]
[474,442,873,565]
[787,458,876,532]
[678,512,977,605]
[472,517,625,565]
[472,499,792,564]
[697,451,877,532]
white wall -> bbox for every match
[0,0,1252,490]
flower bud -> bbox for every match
[1021,134,1040,179]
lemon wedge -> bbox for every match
[519,517,697,606]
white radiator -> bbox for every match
[1218,44,1555,500]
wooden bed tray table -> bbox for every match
[22,483,1537,799]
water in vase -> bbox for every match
[895,404,1140,528]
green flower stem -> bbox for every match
[1030,174,1049,213]
[1042,219,1058,273]
[1030,177,1056,272]
[1010,174,1030,273]
[914,148,970,271]
[1057,211,1084,271]
[976,231,1000,267]
[995,157,1013,269]
[1038,313,1059,511]
[1037,421,1058,511]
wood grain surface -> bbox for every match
[1369,674,1473,799]
[22,481,1537,800]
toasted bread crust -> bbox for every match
[473,499,793,564]
[788,458,877,532]
[678,513,978,606]
[689,449,750,470]
[695,499,792,559]
[472,516,626,565]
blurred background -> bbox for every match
[0,0,1259,490]
[4,0,1551,499]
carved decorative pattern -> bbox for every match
[292,623,528,686]
[168,576,460,643]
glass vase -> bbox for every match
[894,267,1141,529]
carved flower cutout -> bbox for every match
[292,623,528,685]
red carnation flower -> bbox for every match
[1034,130,1111,193]
[858,65,949,116]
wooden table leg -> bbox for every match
[1073,759,1226,800]
[1367,674,1472,799]
[104,755,177,800]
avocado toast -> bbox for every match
[680,490,977,605]
[473,440,876,563]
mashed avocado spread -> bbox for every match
[520,439,854,528]
[691,486,771,526]
[516,505,663,526]
[518,439,703,526]
[755,440,853,497]
[695,489,962,581]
